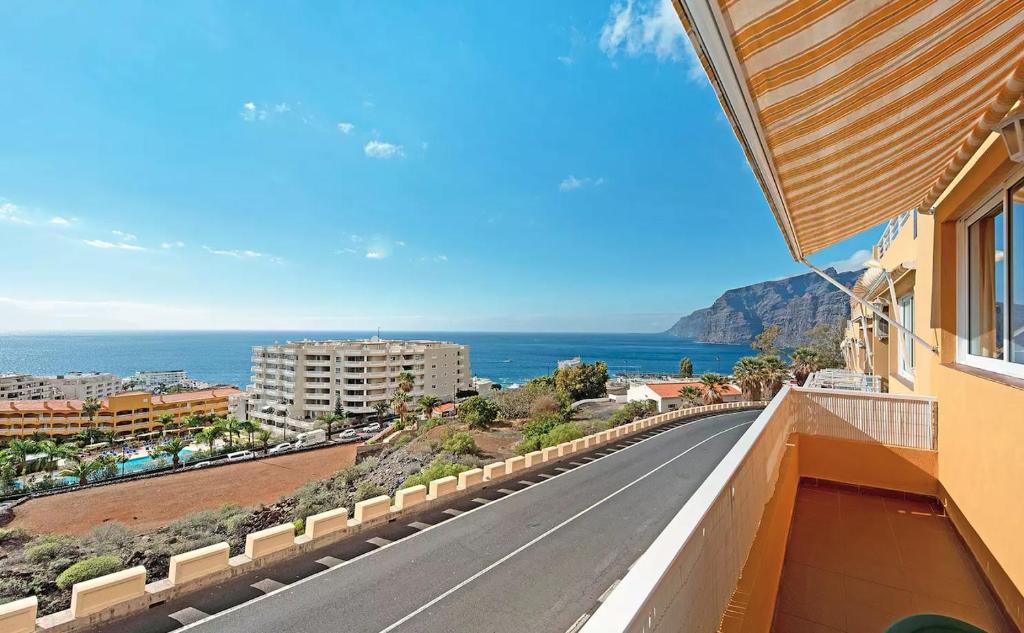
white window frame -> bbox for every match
[955,168,1024,380]
[897,293,915,381]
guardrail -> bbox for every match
[2,401,766,633]
[582,384,939,633]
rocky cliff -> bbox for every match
[664,268,861,348]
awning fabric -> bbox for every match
[675,0,1024,258]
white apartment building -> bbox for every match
[0,374,58,400]
[46,372,121,400]
[247,337,470,432]
[123,369,190,391]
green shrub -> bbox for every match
[608,400,657,427]
[293,518,305,535]
[24,536,78,563]
[55,556,123,589]
[355,482,385,502]
[514,437,541,455]
[521,413,562,440]
[442,432,478,456]
[457,396,499,430]
[392,433,414,449]
[400,458,472,489]
[0,528,25,545]
[540,423,584,448]
[294,478,347,521]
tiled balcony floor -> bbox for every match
[773,482,1012,633]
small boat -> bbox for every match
[501,359,512,363]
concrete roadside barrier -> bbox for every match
[458,468,483,489]
[352,495,391,524]
[305,507,349,540]
[483,462,505,480]
[524,450,544,467]
[70,566,147,618]
[245,524,295,560]
[393,485,427,511]
[505,455,525,473]
[428,476,458,500]
[0,597,36,633]
[168,543,229,586]
[571,439,586,452]
[542,446,560,461]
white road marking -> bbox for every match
[250,578,285,594]
[536,473,554,479]
[471,498,490,504]
[565,613,591,633]
[442,508,464,516]
[407,522,431,530]
[316,556,344,567]
[366,537,393,547]
[169,607,209,625]
[375,419,751,633]
[555,467,570,472]
[518,480,536,486]
[598,579,621,603]
[173,410,756,632]
[569,462,584,466]
[497,488,516,495]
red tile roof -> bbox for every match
[644,381,741,398]
[0,387,241,414]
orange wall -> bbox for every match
[798,435,938,497]
[720,439,800,633]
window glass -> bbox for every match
[1012,182,1024,364]
[968,206,1005,359]
[898,294,915,377]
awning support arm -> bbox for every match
[800,259,938,354]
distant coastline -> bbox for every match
[0,331,752,387]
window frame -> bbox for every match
[956,170,1024,379]
[897,293,915,381]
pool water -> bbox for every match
[57,448,195,485]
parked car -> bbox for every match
[268,442,292,454]
[337,429,358,442]
[361,422,382,434]
[294,429,327,448]
[226,450,255,461]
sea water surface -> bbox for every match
[0,331,751,387]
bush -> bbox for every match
[521,414,562,440]
[55,555,122,589]
[608,400,657,427]
[540,423,584,448]
[457,396,498,430]
[293,518,305,535]
[294,478,347,521]
[529,394,562,416]
[553,361,608,402]
[514,437,541,455]
[400,458,472,489]
[495,379,563,420]
[392,433,414,449]
[24,537,78,563]
[355,482,385,502]
[442,432,478,456]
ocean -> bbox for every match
[0,331,752,388]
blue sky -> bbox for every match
[0,0,877,333]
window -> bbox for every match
[958,176,1024,378]
[897,294,915,379]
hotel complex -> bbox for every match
[247,337,470,432]
[0,372,120,401]
[579,3,1024,633]
[0,388,241,439]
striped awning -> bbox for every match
[675,0,1024,258]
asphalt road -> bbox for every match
[94,410,758,633]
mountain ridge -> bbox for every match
[664,268,861,348]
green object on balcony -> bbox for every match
[885,614,986,633]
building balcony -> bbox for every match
[584,385,1014,633]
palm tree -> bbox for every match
[195,426,224,453]
[396,372,416,393]
[390,390,411,422]
[182,414,206,431]
[239,419,259,449]
[6,438,37,475]
[678,386,702,407]
[218,417,243,450]
[154,437,189,469]
[255,429,272,452]
[102,429,119,447]
[156,413,176,436]
[789,347,821,386]
[732,357,764,400]
[373,401,390,424]
[317,413,342,439]
[61,457,100,485]
[81,397,101,424]
[699,373,728,404]
[417,395,441,419]
[35,440,78,473]
[757,356,790,399]
[74,427,103,448]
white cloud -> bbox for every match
[599,0,704,80]
[827,249,871,273]
[49,216,72,226]
[559,175,605,192]
[337,122,355,134]
[365,250,387,259]
[161,241,186,249]
[395,240,406,247]
[203,246,264,258]
[0,202,31,225]
[418,254,449,263]
[336,247,359,255]
[111,230,137,242]
[420,141,429,151]
[273,103,291,113]
[83,239,145,251]
[364,141,405,159]
[558,55,575,66]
